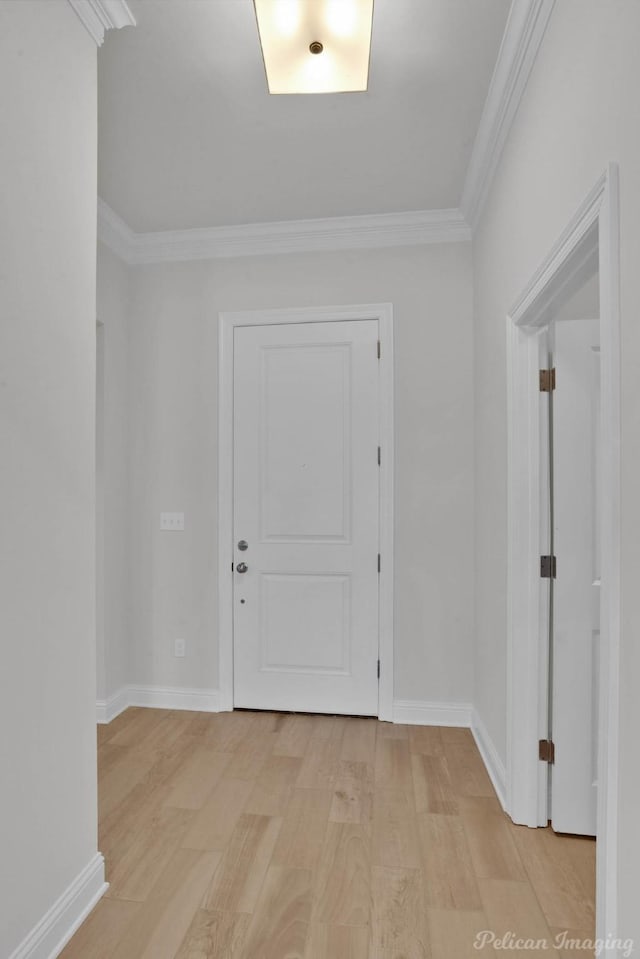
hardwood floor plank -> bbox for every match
[174,910,251,959]
[224,730,276,781]
[99,752,156,821]
[59,898,140,959]
[272,787,332,871]
[199,711,258,752]
[371,866,430,959]
[511,827,596,930]
[127,711,195,766]
[163,748,232,810]
[378,721,409,740]
[411,752,458,815]
[446,743,496,798]
[241,865,313,959]
[428,908,497,958]
[108,707,170,749]
[479,877,562,957]
[203,813,282,913]
[111,848,221,959]
[273,714,315,757]
[439,726,474,746]
[71,713,596,959]
[418,812,481,910]
[296,728,343,790]
[408,725,444,756]
[304,923,370,959]
[372,787,421,869]
[182,778,254,851]
[329,760,374,825]
[374,736,413,792]
[340,718,377,764]
[244,754,302,816]
[106,805,195,901]
[313,822,371,925]
[460,795,527,881]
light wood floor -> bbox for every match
[60,709,595,959]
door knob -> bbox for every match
[237,540,248,551]
[236,562,248,574]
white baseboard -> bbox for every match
[96,686,130,724]
[129,685,221,712]
[471,708,507,810]
[8,853,107,959]
[98,684,222,721]
[392,699,473,727]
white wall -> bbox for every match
[125,243,474,706]
[0,3,100,956]
[97,244,132,702]
[472,0,640,944]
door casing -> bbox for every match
[506,165,621,943]
[218,303,395,720]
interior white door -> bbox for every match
[551,317,600,835]
[233,319,380,715]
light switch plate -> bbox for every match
[161,512,184,531]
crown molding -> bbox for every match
[98,202,471,265]
[67,0,136,47]
[460,0,555,230]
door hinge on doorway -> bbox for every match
[377,446,381,466]
[539,739,555,763]
[540,555,557,578]
[377,659,380,679]
[539,368,556,392]
[377,340,381,359]
[377,553,381,573]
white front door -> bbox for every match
[551,317,600,835]
[232,319,380,715]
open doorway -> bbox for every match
[506,166,621,941]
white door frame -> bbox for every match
[506,165,620,941]
[218,303,395,721]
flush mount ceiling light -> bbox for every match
[253,0,374,95]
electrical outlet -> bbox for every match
[174,638,186,658]
[161,512,185,531]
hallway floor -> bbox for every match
[60,709,595,958]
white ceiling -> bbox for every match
[98,0,511,233]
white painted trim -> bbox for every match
[377,311,394,722]
[8,854,107,959]
[129,685,221,712]
[97,200,470,265]
[392,700,472,727]
[506,166,620,945]
[96,685,129,724]
[97,685,222,718]
[218,303,395,720]
[460,0,555,229]
[471,708,507,810]
[67,0,135,46]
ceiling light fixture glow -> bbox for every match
[253,0,374,95]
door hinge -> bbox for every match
[231,561,234,572]
[377,446,381,466]
[540,555,557,578]
[539,368,556,392]
[539,739,555,763]
[377,659,380,679]
[377,339,381,359]
[377,553,381,573]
